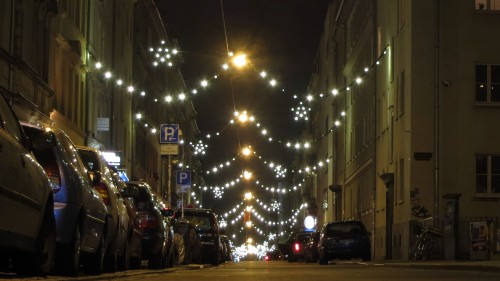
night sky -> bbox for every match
[157,0,329,214]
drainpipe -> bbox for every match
[110,0,117,149]
[8,0,15,92]
[372,0,378,259]
[433,0,441,223]
[85,0,91,144]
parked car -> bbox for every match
[303,230,320,263]
[264,249,284,261]
[317,220,371,265]
[220,235,232,262]
[121,181,173,269]
[153,193,175,268]
[286,231,312,262]
[0,90,56,276]
[76,146,130,272]
[171,217,202,265]
[108,165,143,270]
[174,208,222,265]
[22,123,109,276]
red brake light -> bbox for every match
[138,213,158,229]
[294,242,300,252]
[264,255,269,261]
[94,183,110,205]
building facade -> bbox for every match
[306,0,500,260]
[0,0,199,206]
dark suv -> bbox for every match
[175,208,221,265]
[121,181,173,269]
[318,220,371,264]
[286,231,312,262]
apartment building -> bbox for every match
[306,0,500,260]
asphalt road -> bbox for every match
[2,261,500,281]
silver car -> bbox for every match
[76,146,130,273]
[22,123,109,276]
[0,90,56,276]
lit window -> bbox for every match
[475,64,500,103]
[476,0,500,11]
[476,154,500,194]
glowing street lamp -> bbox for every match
[232,53,248,68]
[244,192,253,200]
[243,171,252,180]
[242,146,252,157]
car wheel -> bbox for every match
[318,255,328,265]
[83,229,106,275]
[362,250,371,261]
[14,206,56,276]
[103,241,117,273]
[209,250,221,266]
[148,246,165,269]
[55,223,81,276]
[117,240,129,271]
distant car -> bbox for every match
[318,221,371,265]
[220,235,232,262]
[121,181,173,269]
[287,231,312,262]
[264,249,284,261]
[22,123,109,276]
[0,90,56,276]
[174,208,222,265]
[304,230,320,263]
[108,165,143,270]
[76,146,130,272]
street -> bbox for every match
[2,261,500,281]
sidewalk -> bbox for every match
[378,259,500,273]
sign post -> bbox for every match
[176,170,191,218]
[160,124,179,205]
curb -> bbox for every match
[382,262,500,273]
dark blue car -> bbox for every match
[318,221,371,264]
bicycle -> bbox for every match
[409,223,443,261]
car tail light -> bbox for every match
[264,255,269,261]
[46,171,61,193]
[138,213,158,230]
[94,182,110,205]
[294,242,300,252]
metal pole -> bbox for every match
[168,155,172,206]
[181,192,184,219]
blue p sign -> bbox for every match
[176,170,191,186]
[160,124,179,143]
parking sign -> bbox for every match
[176,170,191,193]
[160,124,179,144]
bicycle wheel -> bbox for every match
[420,233,435,261]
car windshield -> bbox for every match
[325,222,363,235]
[296,234,311,242]
[183,215,211,230]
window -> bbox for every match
[476,0,500,11]
[398,71,405,115]
[397,158,405,203]
[476,64,500,103]
[476,154,500,194]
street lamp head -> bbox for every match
[242,146,252,156]
[244,192,253,200]
[232,53,248,68]
[243,171,252,180]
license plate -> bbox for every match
[339,239,354,244]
